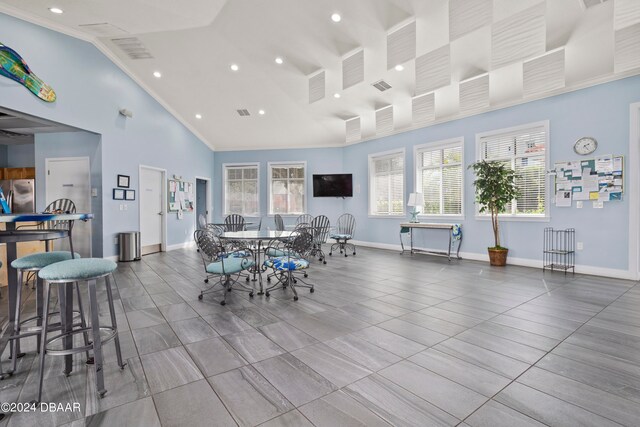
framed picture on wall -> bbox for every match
[117,174,130,188]
[113,188,125,200]
[125,189,136,201]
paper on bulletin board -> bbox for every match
[556,191,572,207]
[596,155,613,173]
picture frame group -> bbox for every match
[113,174,135,200]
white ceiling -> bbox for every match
[0,0,639,151]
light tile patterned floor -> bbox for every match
[1,247,640,426]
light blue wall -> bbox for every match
[6,143,35,167]
[214,76,639,272]
[0,13,215,257]
[213,148,345,228]
[34,132,103,256]
[343,75,640,271]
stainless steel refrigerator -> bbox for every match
[0,179,35,213]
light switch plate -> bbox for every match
[91,188,98,197]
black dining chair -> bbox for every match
[224,214,246,232]
[274,214,285,231]
[310,215,331,264]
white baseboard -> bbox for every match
[167,242,196,251]
[351,239,635,280]
[105,255,119,262]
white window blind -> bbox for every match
[224,164,259,216]
[369,151,404,216]
[416,141,463,216]
[479,124,547,216]
[269,163,306,215]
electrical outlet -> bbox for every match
[91,188,98,197]
[576,201,583,209]
[577,242,584,250]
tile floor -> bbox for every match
[1,246,639,426]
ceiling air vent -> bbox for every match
[236,109,250,117]
[372,80,392,92]
[111,37,153,59]
[79,23,128,37]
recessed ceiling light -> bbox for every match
[258,109,265,115]
[153,71,162,78]
[331,13,341,23]
[394,64,404,71]
[230,64,239,71]
[195,114,202,119]
[49,7,63,14]
[275,57,283,65]
[334,93,341,98]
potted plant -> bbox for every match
[469,160,520,266]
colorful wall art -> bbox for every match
[0,42,56,102]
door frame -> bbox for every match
[194,175,212,228]
[45,156,92,255]
[139,165,167,252]
[629,102,640,280]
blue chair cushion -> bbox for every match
[219,250,252,259]
[330,233,352,240]
[265,248,288,257]
[264,257,309,271]
[206,257,255,275]
[11,251,81,270]
[39,258,117,281]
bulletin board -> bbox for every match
[554,154,623,208]
[168,179,194,212]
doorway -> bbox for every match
[139,165,166,255]
[45,156,92,257]
[195,177,210,228]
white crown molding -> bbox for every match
[0,5,216,151]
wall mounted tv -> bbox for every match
[313,174,353,197]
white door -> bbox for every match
[140,167,164,255]
[45,157,92,257]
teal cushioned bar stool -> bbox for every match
[5,251,87,377]
[37,258,126,402]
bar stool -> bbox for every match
[37,258,125,402]
[1,251,85,379]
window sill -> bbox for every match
[475,215,550,223]
[368,214,407,219]
[418,215,465,221]
[267,214,305,217]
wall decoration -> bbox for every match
[553,154,623,208]
[117,174,130,188]
[0,42,56,102]
[113,188,125,200]
[125,189,135,201]
[168,179,194,212]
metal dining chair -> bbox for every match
[274,214,285,231]
[296,214,313,226]
[310,215,331,264]
[330,213,357,257]
[224,214,246,232]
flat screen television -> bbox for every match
[313,174,353,197]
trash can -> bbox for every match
[118,231,141,262]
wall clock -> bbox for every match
[573,137,597,155]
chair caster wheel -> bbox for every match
[323,261,327,265]
[267,278,271,282]
[345,254,348,257]
[99,390,107,398]
[293,279,298,284]
[198,294,203,300]
[220,301,226,306]
[329,253,332,256]
[249,292,254,298]
[294,296,299,301]
[246,277,250,282]
[265,292,270,297]
[304,273,308,278]
[353,252,356,255]
[310,288,314,293]
[204,279,209,283]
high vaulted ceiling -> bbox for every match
[0,0,639,151]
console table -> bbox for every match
[399,223,462,261]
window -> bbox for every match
[223,163,259,216]
[477,122,548,217]
[415,139,463,216]
[369,150,405,216]
[268,162,306,215]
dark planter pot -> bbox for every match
[488,248,508,266]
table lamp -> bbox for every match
[407,192,424,223]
